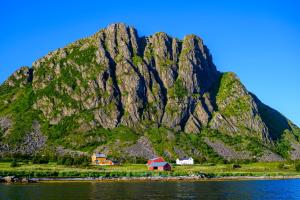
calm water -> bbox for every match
[1,179,300,200]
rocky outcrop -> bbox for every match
[0,121,46,155]
[0,176,36,183]
[204,138,253,161]
[0,117,12,136]
[125,136,157,159]
[258,150,284,162]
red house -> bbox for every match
[147,157,171,171]
[147,157,165,165]
[148,162,171,171]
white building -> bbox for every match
[176,157,194,165]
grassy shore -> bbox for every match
[1,162,300,179]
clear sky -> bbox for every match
[0,0,299,126]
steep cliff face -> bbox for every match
[0,23,299,162]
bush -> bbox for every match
[295,162,300,172]
[278,163,285,170]
[232,164,241,169]
[64,157,74,166]
[276,139,291,159]
[10,160,20,168]
[32,156,49,164]
[57,154,90,166]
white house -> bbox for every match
[176,157,194,165]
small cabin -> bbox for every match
[176,157,194,165]
[91,153,114,165]
[148,162,171,171]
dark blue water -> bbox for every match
[1,179,300,200]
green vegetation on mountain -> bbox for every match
[0,23,299,164]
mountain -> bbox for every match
[0,23,299,163]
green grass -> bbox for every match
[0,162,299,178]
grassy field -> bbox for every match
[0,162,300,178]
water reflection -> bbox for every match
[0,179,300,200]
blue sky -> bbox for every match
[0,0,299,126]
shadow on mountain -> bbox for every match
[250,93,291,140]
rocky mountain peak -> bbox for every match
[1,23,299,162]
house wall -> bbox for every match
[97,159,113,165]
[163,164,171,171]
[91,155,113,165]
[176,159,194,165]
[158,166,164,171]
[149,164,171,171]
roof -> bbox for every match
[177,157,193,160]
[149,157,163,161]
[94,153,106,158]
[149,162,169,167]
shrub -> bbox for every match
[171,79,188,99]
[10,160,19,168]
[276,139,291,159]
[232,164,241,169]
[278,163,285,170]
[32,155,49,164]
[57,154,90,166]
[295,162,300,172]
[64,157,74,166]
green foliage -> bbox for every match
[295,162,300,172]
[10,160,20,168]
[216,72,238,103]
[232,164,241,169]
[5,87,41,145]
[56,154,90,167]
[32,156,49,164]
[42,115,79,142]
[146,127,170,156]
[0,83,12,96]
[201,128,265,157]
[275,139,291,159]
[216,73,252,117]
[278,162,285,170]
[60,66,81,89]
[246,138,264,156]
[222,96,251,117]
[68,45,97,65]
[110,126,139,142]
[146,127,224,163]
[35,80,79,110]
[168,78,188,99]
[158,58,173,69]
[132,55,144,66]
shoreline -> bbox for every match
[24,175,300,183]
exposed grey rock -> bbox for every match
[204,137,252,161]
[258,150,284,162]
[0,121,47,155]
[290,141,300,160]
[125,136,157,159]
[3,176,15,183]
[0,117,12,135]
[18,121,47,155]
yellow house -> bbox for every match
[91,153,114,165]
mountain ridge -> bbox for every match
[0,23,299,163]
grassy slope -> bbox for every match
[0,162,299,178]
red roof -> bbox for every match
[147,157,165,165]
